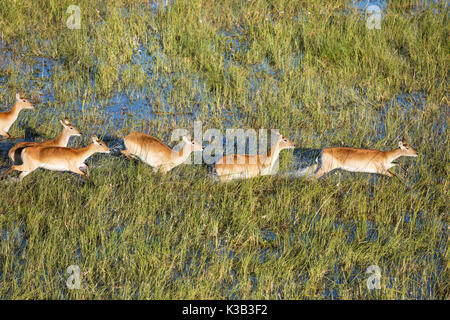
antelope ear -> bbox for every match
[60,119,67,127]
[183,134,192,142]
[274,131,283,141]
[398,140,406,149]
[92,135,99,143]
[15,93,21,101]
[63,118,70,125]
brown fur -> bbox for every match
[0,93,34,140]
[2,135,110,181]
[215,134,295,182]
[314,139,418,179]
[8,119,81,162]
[121,132,203,173]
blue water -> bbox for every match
[0,1,447,299]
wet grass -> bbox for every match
[0,0,448,299]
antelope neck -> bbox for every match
[384,148,404,163]
[55,128,72,147]
[174,142,192,164]
[261,140,282,168]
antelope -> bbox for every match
[214,132,295,182]
[2,135,110,182]
[0,93,34,141]
[121,132,204,173]
[8,118,81,163]
[314,138,418,179]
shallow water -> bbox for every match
[0,1,447,299]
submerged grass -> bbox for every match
[0,0,448,299]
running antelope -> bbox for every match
[0,93,34,140]
[314,138,418,179]
[8,118,81,163]
[121,132,203,173]
[2,135,110,182]
[215,132,295,182]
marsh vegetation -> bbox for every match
[0,0,448,299]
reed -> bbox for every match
[0,0,447,299]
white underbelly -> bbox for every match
[222,172,252,181]
[40,163,70,172]
[341,165,378,174]
[3,124,12,132]
[141,156,165,168]
[260,167,275,176]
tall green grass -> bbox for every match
[0,0,448,299]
